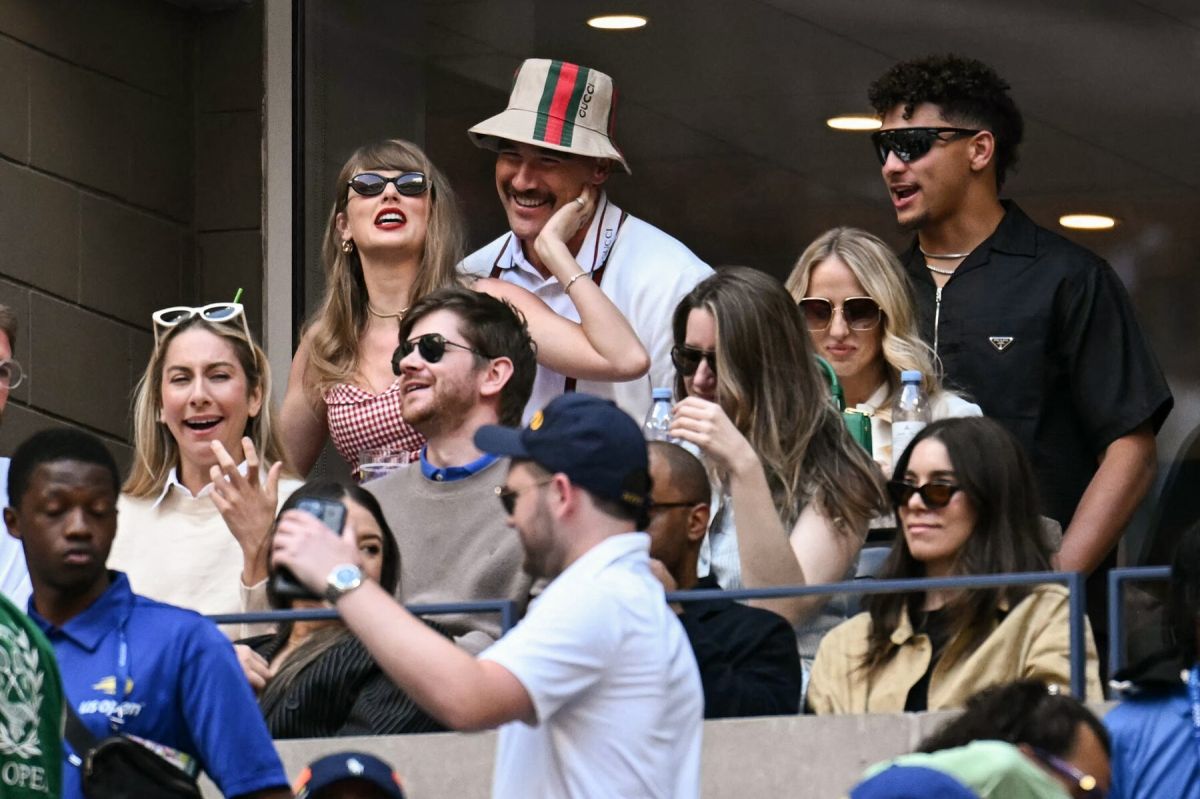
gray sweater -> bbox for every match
[367,457,532,654]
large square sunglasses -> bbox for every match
[799,297,882,332]
[886,480,962,509]
[870,127,981,165]
[348,172,429,197]
[152,302,251,346]
[670,345,717,378]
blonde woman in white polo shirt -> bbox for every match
[787,227,981,477]
[271,394,703,799]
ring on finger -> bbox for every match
[575,197,586,206]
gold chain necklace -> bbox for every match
[367,302,409,320]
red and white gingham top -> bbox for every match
[324,380,426,472]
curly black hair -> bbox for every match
[868,54,1024,188]
[918,680,1110,759]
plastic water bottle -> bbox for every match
[891,370,931,465]
[644,388,674,441]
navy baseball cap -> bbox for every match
[849,765,979,799]
[475,393,651,512]
[294,751,405,799]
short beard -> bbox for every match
[897,208,929,234]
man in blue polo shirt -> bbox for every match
[4,428,289,799]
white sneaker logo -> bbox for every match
[989,336,1014,352]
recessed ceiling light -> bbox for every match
[587,15,648,30]
[1059,214,1117,230]
[826,115,882,131]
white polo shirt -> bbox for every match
[0,458,31,608]
[462,194,712,423]
[480,532,703,799]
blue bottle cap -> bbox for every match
[652,388,673,400]
[900,370,922,382]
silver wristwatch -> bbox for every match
[325,564,363,604]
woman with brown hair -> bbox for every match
[280,139,648,475]
[667,267,887,628]
[807,417,1103,714]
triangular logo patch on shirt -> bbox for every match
[989,336,1014,352]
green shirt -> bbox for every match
[0,593,63,798]
[863,741,1070,799]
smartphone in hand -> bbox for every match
[271,497,348,601]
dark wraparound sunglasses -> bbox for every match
[887,480,962,509]
[870,127,981,165]
[348,172,429,196]
[496,479,555,514]
[391,333,491,375]
[799,297,882,332]
[671,345,717,378]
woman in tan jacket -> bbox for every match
[807,417,1102,713]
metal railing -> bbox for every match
[1107,565,1172,678]
[210,571,1089,699]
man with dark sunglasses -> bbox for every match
[868,54,1172,671]
[365,287,539,655]
[645,441,801,719]
[462,58,711,424]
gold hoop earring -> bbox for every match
[342,239,355,254]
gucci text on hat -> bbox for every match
[469,58,630,173]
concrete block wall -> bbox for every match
[0,0,263,471]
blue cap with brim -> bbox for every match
[475,393,650,511]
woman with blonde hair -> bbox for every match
[281,139,648,475]
[786,227,980,475]
[110,304,303,634]
[668,267,887,628]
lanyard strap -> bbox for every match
[108,613,131,732]
[1189,666,1200,753]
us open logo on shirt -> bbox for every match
[0,627,43,759]
[989,336,1014,352]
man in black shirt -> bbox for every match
[865,54,1173,661]
[646,441,801,718]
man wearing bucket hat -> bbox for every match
[463,58,712,424]
[272,393,704,799]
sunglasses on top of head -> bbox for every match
[671,345,717,378]
[348,172,429,197]
[870,127,981,165]
[152,302,251,346]
[887,480,962,509]
[799,297,882,332]
[391,333,491,375]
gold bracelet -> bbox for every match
[563,272,588,296]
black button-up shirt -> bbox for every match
[677,575,802,719]
[901,201,1173,528]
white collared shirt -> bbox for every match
[151,461,250,510]
[480,533,703,799]
[462,193,712,423]
[0,458,31,608]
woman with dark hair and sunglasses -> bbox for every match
[667,267,887,631]
[786,227,980,476]
[110,304,304,637]
[234,480,444,738]
[807,417,1103,714]
[279,139,648,477]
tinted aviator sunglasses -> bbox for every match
[348,172,429,197]
[870,127,981,165]
[152,302,251,345]
[495,478,555,514]
[391,333,491,375]
[887,480,962,509]
[671,345,717,378]
[799,297,882,332]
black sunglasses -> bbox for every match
[870,127,981,165]
[391,333,490,375]
[348,172,429,197]
[495,479,554,515]
[887,480,962,509]
[671,345,717,378]
[799,297,882,332]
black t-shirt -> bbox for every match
[904,608,957,712]
[901,201,1173,528]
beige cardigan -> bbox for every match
[807,584,1103,714]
